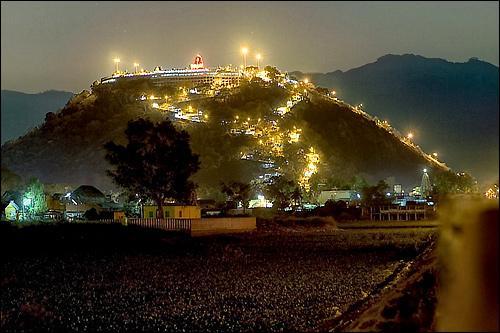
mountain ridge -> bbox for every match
[290,53,499,184]
[1,89,74,144]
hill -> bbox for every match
[1,90,74,144]
[290,54,499,184]
[1,76,446,198]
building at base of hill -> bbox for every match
[141,204,201,219]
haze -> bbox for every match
[1,1,498,93]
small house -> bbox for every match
[4,200,19,221]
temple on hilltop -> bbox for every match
[99,54,242,88]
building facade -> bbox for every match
[100,54,242,89]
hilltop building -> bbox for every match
[100,54,242,88]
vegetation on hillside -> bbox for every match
[2,74,447,202]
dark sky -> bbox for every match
[1,1,498,93]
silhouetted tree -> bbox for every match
[221,181,253,211]
[361,180,391,206]
[264,66,281,82]
[265,176,298,210]
[104,118,200,219]
[84,208,99,220]
[431,170,476,195]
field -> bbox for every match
[0,223,436,332]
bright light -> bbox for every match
[407,132,414,139]
[113,58,121,73]
[256,53,261,60]
[331,90,336,95]
[23,197,31,207]
[423,168,427,173]
[432,152,438,157]
[304,78,309,84]
[241,47,248,55]
[152,102,159,108]
[133,62,139,67]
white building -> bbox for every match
[318,190,356,205]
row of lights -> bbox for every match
[241,47,262,68]
[113,46,263,73]
[113,58,141,73]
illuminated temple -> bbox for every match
[100,54,242,88]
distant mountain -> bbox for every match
[1,90,74,144]
[291,54,499,184]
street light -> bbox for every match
[256,53,261,68]
[113,58,120,73]
[241,47,248,68]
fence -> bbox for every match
[90,217,256,236]
[126,218,192,233]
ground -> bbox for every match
[0,222,436,332]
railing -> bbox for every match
[127,218,192,233]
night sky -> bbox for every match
[1,1,498,93]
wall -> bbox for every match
[142,205,201,219]
[191,217,256,236]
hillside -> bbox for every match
[290,54,499,184]
[1,77,442,198]
[1,90,74,144]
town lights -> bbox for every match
[113,58,120,73]
[304,78,309,84]
[133,62,139,73]
[256,53,261,68]
[241,47,248,68]
[407,132,414,139]
[432,152,438,158]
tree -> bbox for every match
[431,170,476,196]
[264,66,281,82]
[104,118,200,219]
[291,186,303,208]
[360,180,391,206]
[265,176,298,210]
[84,208,99,220]
[221,181,253,211]
[22,177,47,219]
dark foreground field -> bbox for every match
[0,223,435,332]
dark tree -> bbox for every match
[360,180,391,206]
[264,66,282,82]
[265,176,298,210]
[431,170,476,195]
[84,208,99,220]
[104,118,200,219]
[221,181,253,211]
